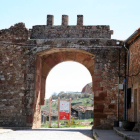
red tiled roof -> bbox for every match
[71,106,93,112]
[42,110,58,117]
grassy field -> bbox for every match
[41,119,93,128]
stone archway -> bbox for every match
[33,48,95,128]
[0,15,125,129]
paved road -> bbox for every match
[93,129,124,140]
[0,128,93,140]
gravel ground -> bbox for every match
[0,127,94,140]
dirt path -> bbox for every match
[0,127,94,140]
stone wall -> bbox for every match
[0,23,29,42]
[127,35,140,124]
[90,47,125,128]
[0,15,125,128]
[0,23,31,127]
[31,15,113,39]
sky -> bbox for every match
[1,0,139,99]
[1,0,140,40]
[45,61,92,99]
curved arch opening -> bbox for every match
[35,48,95,128]
[41,60,93,127]
[45,61,92,99]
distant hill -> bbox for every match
[81,82,93,94]
[41,92,93,112]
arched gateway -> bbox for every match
[0,15,125,129]
[35,48,95,128]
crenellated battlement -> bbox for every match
[47,15,54,26]
[47,15,83,26]
[62,15,69,26]
[30,15,113,39]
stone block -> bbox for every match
[109,105,115,109]
[94,73,101,76]
[88,65,94,76]
[94,109,103,113]
[94,91,100,97]
[99,91,107,97]
[42,62,51,76]
[30,104,36,108]
[1,99,7,101]
[94,77,103,82]
[94,118,100,126]
[81,56,92,66]
[93,82,100,88]
[104,97,111,104]
[75,52,87,63]
[94,95,105,101]
[111,100,116,103]
[44,55,59,68]
[62,52,76,61]
[54,52,64,63]
[97,105,104,109]
[94,87,103,91]
[94,114,107,119]
[26,116,33,123]
[19,93,24,96]
[77,15,83,26]
[47,15,54,26]
[86,58,94,69]
[27,74,34,81]
[0,105,5,108]
[62,15,68,26]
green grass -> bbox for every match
[41,119,93,128]
[74,118,93,123]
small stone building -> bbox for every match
[41,110,58,124]
[71,106,93,119]
[125,28,140,125]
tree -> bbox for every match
[51,92,58,99]
[52,92,57,96]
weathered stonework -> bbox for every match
[0,15,125,129]
[126,29,140,125]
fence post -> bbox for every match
[49,97,51,128]
[58,97,60,128]
[69,98,71,127]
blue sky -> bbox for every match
[1,0,139,98]
[1,0,140,40]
